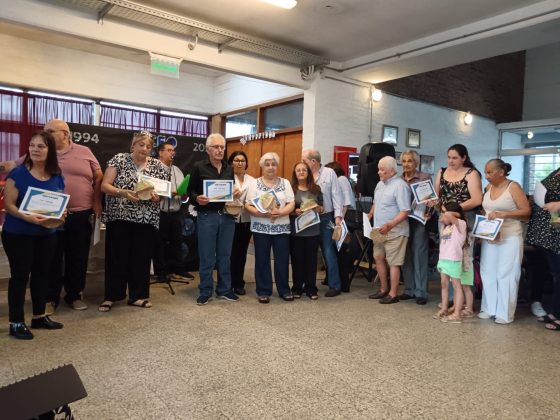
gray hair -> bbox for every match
[378,156,397,172]
[401,150,419,166]
[259,152,280,168]
[303,148,321,164]
[206,133,225,147]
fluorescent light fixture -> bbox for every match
[28,90,94,103]
[262,0,298,9]
[372,87,383,102]
[463,112,473,125]
[527,130,534,139]
[160,110,208,120]
[100,101,157,113]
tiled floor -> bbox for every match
[1,263,559,419]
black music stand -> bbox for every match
[150,272,192,295]
[349,232,377,283]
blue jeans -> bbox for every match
[402,218,429,298]
[196,211,235,297]
[253,232,290,297]
[320,213,341,290]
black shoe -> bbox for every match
[281,294,295,301]
[368,290,389,299]
[173,271,195,280]
[9,323,34,340]
[398,293,414,300]
[416,297,428,305]
[233,288,246,296]
[325,288,341,297]
[321,279,328,286]
[30,316,64,330]
[379,295,400,304]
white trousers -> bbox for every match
[480,234,523,323]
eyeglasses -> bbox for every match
[208,145,225,150]
[233,159,246,163]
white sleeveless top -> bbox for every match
[482,182,523,238]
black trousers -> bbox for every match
[104,220,156,302]
[47,209,93,304]
[338,241,354,292]
[2,231,56,323]
[153,211,183,276]
[230,222,252,290]
[290,235,320,294]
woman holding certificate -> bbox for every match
[289,162,323,300]
[245,152,295,303]
[227,150,255,295]
[99,131,168,312]
[3,131,65,339]
[433,144,482,317]
[479,159,530,324]
[526,165,560,332]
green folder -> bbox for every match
[176,174,190,196]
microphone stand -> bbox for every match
[150,155,192,295]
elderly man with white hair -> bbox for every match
[368,156,411,304]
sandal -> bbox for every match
[281,294,294,302]
[432,309,447,320]
[461,308,474,318]
[98,301,113,312]
[127,299,152,308]
[537,314,556,323]
[307,293,319,300]
[441,314,462,324]
[258,296,270,304]
[545,320,560,331]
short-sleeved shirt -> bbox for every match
[103,153,169,229]
[439,219,467,261]
[338,176,356,209]
[246,177,294,235]
[188,157,234,212]
[373,174,411,237]
[290,188,323,237]
[16,142,100,211]
[3,165,65,235]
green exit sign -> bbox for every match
[149,53,182,79]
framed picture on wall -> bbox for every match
[406,128,421,148]
[382,125,398,145]
[395,151,402,165]
[420,155,435,175]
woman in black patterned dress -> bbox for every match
[98,132,169,312]
[526,167,560,332]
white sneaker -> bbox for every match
[45,302,56,316]
[531,301,546,317]
[71,300,88,311]
[495,318,511,324]
[477,311,491,319]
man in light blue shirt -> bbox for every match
[368,157,411,304]
[302,149,344,297]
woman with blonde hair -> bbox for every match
[245,152,295,303]
[99,131,168,312]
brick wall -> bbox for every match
[377,52,525,123]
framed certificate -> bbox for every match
[139,174,171,198]
[250,190,280,213]
[294,209,320,234]
[203,179,234,202]
[336,220,349,251]
[408,200,428,225]
[18,187,70,219]
[472,214,504,241]
[410,179,438,203]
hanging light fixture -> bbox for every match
[262,0,298,9]
[463,112,473,125]
[372,87,383,102]
[527,131,534,139]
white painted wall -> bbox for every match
[523,42,560,120]
[214,74,302,114]
[303,76,499,172]
[0,33,215,114]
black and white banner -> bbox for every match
[68,123,207,175]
